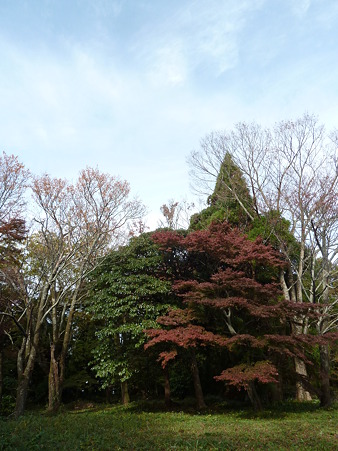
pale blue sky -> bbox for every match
[1,0,337,227]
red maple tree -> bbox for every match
[145,221,327,409]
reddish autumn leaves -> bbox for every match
[145,221,325,394]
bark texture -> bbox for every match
[319,344,332,407]
[190,351,206,409]
[121,380,130,405]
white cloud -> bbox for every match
[146,40,187,86]
[1,0,338,219]
[290,0,311,17]
[133,0,266,83]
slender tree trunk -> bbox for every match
[295,236,312,401]
[121,380,130,405]
[292,332,312,401]
[318,232,332,407]
[163,366,171,407]
[281,269,312,401]
[47,283,81,413]
[47,344,63,413]
[15,375,30,418]
[319,344,332,407]
[15,326,40,417]
[59,288,79,391]
[15,273,58,417]
[190,351,206,409]
[246,382,262,411]
[14,343,37,418]
[47,344,61,413]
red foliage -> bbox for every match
[222,334,266,349]
[215,361,279,389]
[153,222,285,269]
[157,350,178,369]
[0,218,26,242]
[147,221,328,389]
[145,324,221,352]
[155,308,195,326]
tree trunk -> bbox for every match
[163,366,172,408]
[281,269,312,402]
[294,357,312,401]
[47,343,64,413]
[15,375,30,418]
[318,232,332,408]
[47,344,61,413]
[319,344,332,407]
[246,381,262,411]
[15,274,57,417]
[47,284,80,413]
[14,333,39,418]
[190,351,206,409]
[121,380,130,405]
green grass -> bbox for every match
[0,401,337,450]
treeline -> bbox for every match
[0,114,337,417]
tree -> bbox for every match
[89,233,171,404]
[189,114,338,403]
[14,168,144,416]
[0,152,28,412]
[0,219,28,413]
[0,152,29,223]
[308,172,338,406]
[159,199,196,230]
[190,152,253,231]
[146,221,331,410]
[145,308,213,409]
[61,310,100,403]
[0,153,29,328]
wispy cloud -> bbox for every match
[133,0,266,85]
[146,40,187,86]
[289,0,311,18]
[0,0,337,226]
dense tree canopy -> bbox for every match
[0,114,337,417]
[189,114,338,404]
[145,222,331,409]
[89,233,172,403]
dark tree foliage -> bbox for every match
[88,233,172,403]
[189,117,338,405]
[0,218,27,326]
[62,311,101,402]
[145,221,330,409]
[0,218,27,413]
[189,153,253,231]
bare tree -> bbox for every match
[158,199,196,230]
[189,114,338,403]
[0,153,29,411]
[0,152,29,223]
[14,168,145,417]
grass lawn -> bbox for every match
[0,401,337,450]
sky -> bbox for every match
[1,0,338,229]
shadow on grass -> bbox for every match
[1,400,337,450]
[104,398,332,420]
